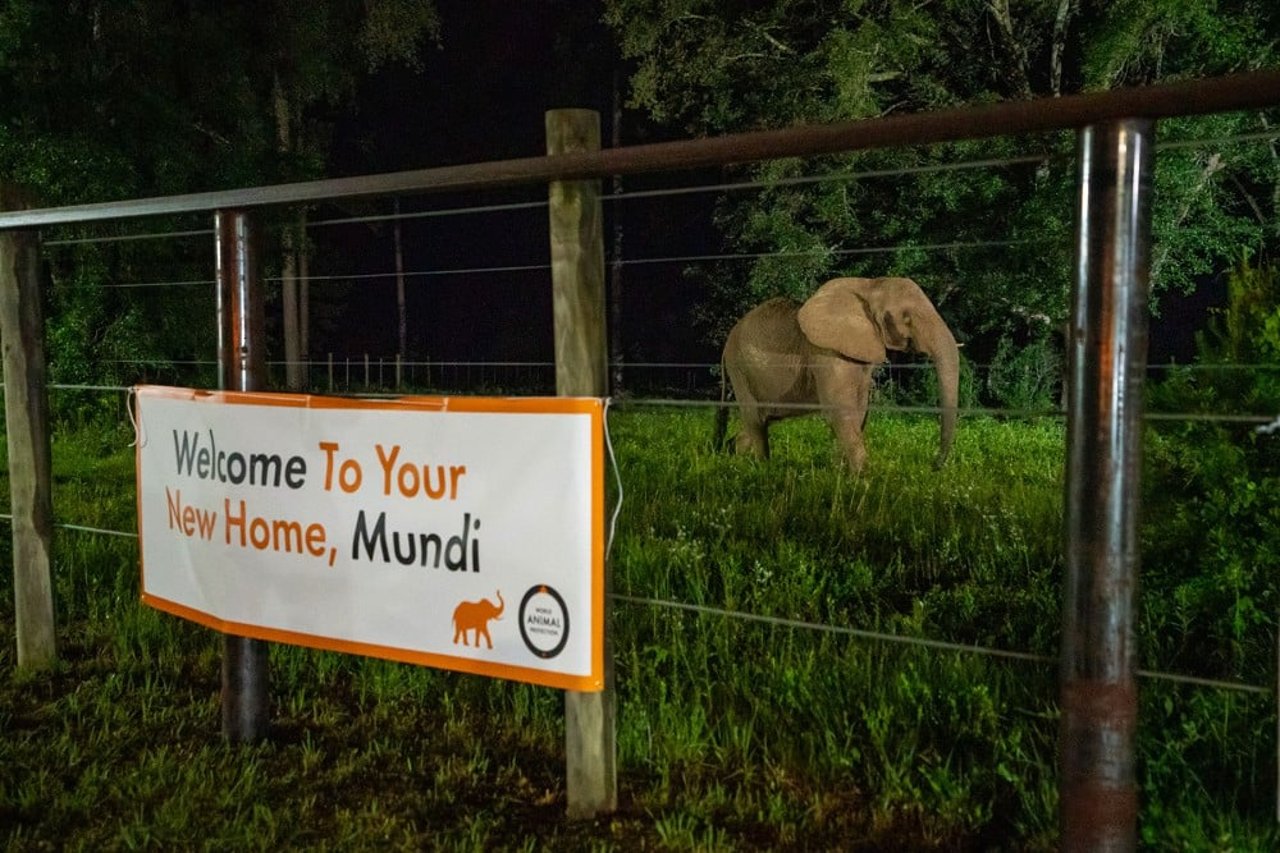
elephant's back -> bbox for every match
[727,297,803,346]
[723,298,813,407]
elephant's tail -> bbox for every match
[712,357,730,452]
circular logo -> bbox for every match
[518,585,569,659]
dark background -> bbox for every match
[276,0,1216,380]
[307,0,720,379]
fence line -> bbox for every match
[613,238,1050,268]
[1158,128,1280,150]
[609,154,1056,201]
[92,279,216,290]
[31,381,1280,427]
[93,358,1280,372]
[615,397,1280,426]
[65,233,1055,291]
[42,228,214,248]
[34,128,1278,255]
[614,593,1271,695]
[3,508,1267,697]
[308,199,548,229]
[32,128,1280,251]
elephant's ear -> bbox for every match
[797,279,887,363]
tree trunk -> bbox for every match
[1050,0,1074,97]
[299,208,310,377]
[609,67,624,396]
[274,72,303,391]
[988,0,1033,99]
[395,198,407,364]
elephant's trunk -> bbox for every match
[923,319,959,468]
[494,591,505,618]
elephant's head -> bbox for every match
[797,276,959,468]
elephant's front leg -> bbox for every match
[829,410,868,472]
[816,358,872,472]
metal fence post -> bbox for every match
[215,209,270,743]
[0,200,55,669]
[547,107,616,819]
[1060,118,1153,851]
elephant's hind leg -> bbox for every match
[733,404,770,459]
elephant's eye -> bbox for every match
[882,312,910,348]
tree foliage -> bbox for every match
[604,0,1280,349]
[0,0,438,402]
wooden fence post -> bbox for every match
[547,108,616,819]
[0,201,56,669]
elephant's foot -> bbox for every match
[734,431,769,459]
[839,444,868,474]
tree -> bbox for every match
[0,0,439,397]
[603,0,1280,355]
[241,0,441,389]
[0,1,281,402]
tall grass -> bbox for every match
[1,409,1277,849]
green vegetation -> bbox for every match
[605,0,1280,355]
[3,398,1278,848]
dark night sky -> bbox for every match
[300,1,1217,376]
[309,1,719,377]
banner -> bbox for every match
[135,386,605,691]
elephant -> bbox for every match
[714,276,959,471]
[451,591,505,649]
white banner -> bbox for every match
[135,386,604,691]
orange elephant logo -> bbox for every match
[452,591,505,649]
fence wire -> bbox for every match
[42,228,214,248]
[72,232,1054,290]
[31,381,1280,428]
[31,127,1279,252]
[5,509,1267,697]
[611,594,1270,695]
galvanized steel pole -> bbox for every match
[215,209,271,743]
[1060,119,1153,851]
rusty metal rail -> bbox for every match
[0,71,1277,230]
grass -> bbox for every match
[1,407,1278,849]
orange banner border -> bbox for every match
[134,384,606,692]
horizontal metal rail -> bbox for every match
[1,71,1278,230]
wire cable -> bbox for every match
[43,228,213,247]
[56,522,138,538]
[30,129,1280,250]
[308,200,547,229]
[611,593,1270,694]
